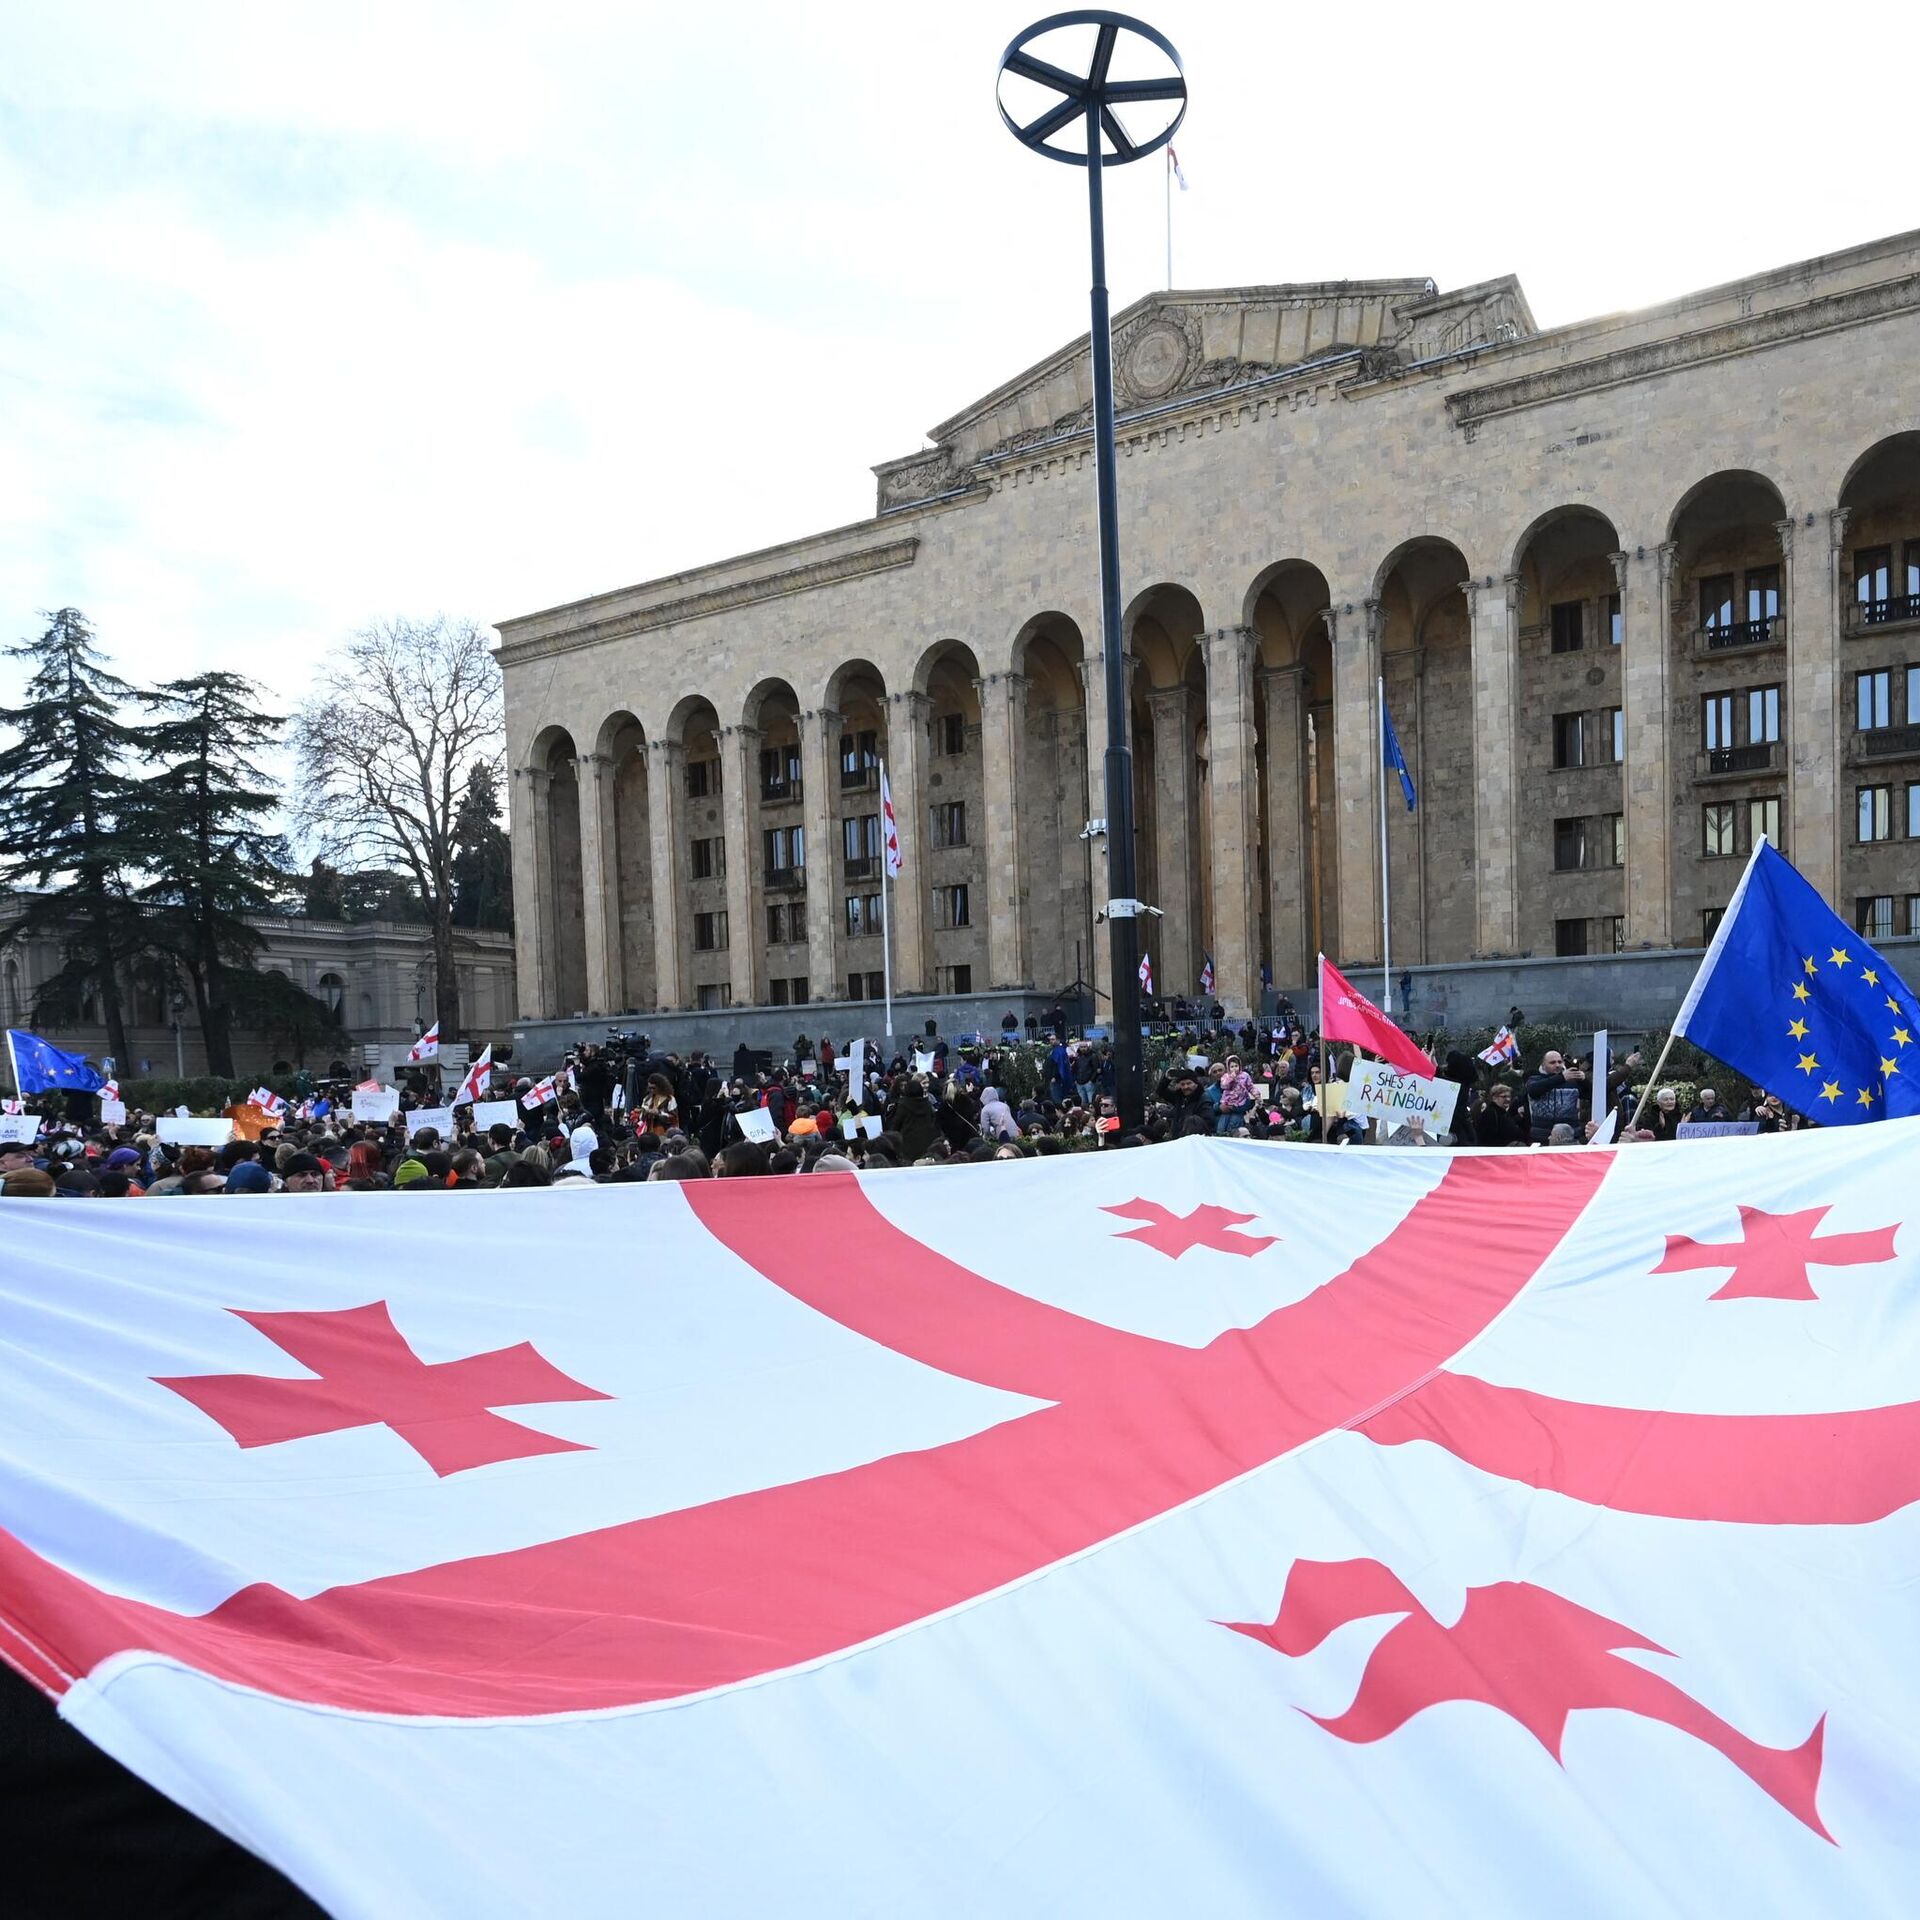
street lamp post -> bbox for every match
[997,12,1185,1131]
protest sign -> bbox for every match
[407,1108,457,1141]
[1345,1060,1460,1134]
[913,1051,937,1075]
[471,1100,519,1133]
[98,1099,127,1126]
[734,1108,779,1145]
[156,1116,233,1147]
[1675,1120,1761,1140]
[351,1088,400,1124]
[0,1113,41,1144]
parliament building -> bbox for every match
[497,229,1920,1023]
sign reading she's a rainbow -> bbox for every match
[1346,1060,1461,1133]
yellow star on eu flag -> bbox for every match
[1883,1056,1900,1079]
[1792,981,1811,1003]
[1828,947,1852,969]
[1803,956,1819,977]
[1864,968,1881,986]
[1888,996,1902,1014]
[1895,1026,1913,1049]
[1819,1080,1843,1103]
[1788,1018,1809,1040]
[1797,1052,1819,1074]
[1856,1086,1877,1109]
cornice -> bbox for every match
[1449,270,1920,431]
[495,538,920,669]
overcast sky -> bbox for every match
[3,0,1913,713]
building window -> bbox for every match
[1700,575,1735,631]
[1858,670,1893,732]
[1553,818,1588,871]
[844,892,882,938]
[940,964,973,994]
[1605,914,1626,953]
[1608,594,1622,647]
[1746,567,1781,625]
[768,976,809,1006]
[847,970,885,1001]
[685,757,717,799]
[1550,601,1584,654]
[692,910,728,952]
[1859,786,1894,842]
[935,884,971,929]
[1606,813,1625,867]
[1746,685,1780,744]
[769,977,789,1006]
[939,712,966,755]
[1909,895,1920,937]
[1552,712,1587,768]
[318,971,345,1017]
[695,982,732,1011]
[763,825,805,874]
[839,730,879,789]
[1703,694,1733,752]
[1856,547,1892,605]
[760,744,801,800]
[690,836,724,880]
[767,903,792,946]
[1909,666,1920,723]
[1605,707,1624,763]
[1749,795,1782,850]
[1703,803,1737,857]
[1858,896,1896,942]
[1703,907,1725,942]
[932,800,967,848]
[1908,784,1920,838]
[842,813,880,876]
[1554,918,1588,957]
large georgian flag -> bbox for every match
[2,1128,1918,1915]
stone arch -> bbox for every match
[1504,501,1623,582]
[1015,615,1092,998]
[740,678,805,1002]
[1375,539,1473,967]
[1245,561,1332,990]
[593,709,654,1013]
[1838,433,1920,622]
[1125,583,1207,994]
[1667,469,1787,545]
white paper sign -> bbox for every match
[859,1114,883,1139]
[913,1051,936,1075]
[407,1107,457,1140]
[156,1116,234,1146]
[351,1088,401,1123]
[0,1114,41,1144]
[472,1100,519,1133]
[98,1099,128,1126]
[1588,1108,1620,1147]
[734,1107,779,1144]
[1591,1028,1610,1130]
[1345,1060,1460,1134]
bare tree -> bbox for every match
[292,617,503,1044]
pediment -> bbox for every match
[874,276,1535,511]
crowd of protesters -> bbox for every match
[0,1004,1818,1198]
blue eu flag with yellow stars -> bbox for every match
[5,1028,106,1096]
[1674,842,1919,1124]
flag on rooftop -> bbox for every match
[4,1128,1919,1911]
[1674,839,1918,1124]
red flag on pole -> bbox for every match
[1318,954,1433,1079]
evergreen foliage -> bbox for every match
[451,761,513,930]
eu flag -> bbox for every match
[5,1028,106,1096]
[1382,699,1417,811]
[1675,842,1919,1124]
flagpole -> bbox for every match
[1378,674,1391,1014]
[1164,148,1172,289]
[879,757,896,1059]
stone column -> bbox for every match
[719,724,762,1008]
[798,707,841,1004]
[1464,575,1521,956]
[885,690,930,993]
[1147,682,1198,993]
[1258,663,1308,990]
[646,741,684,1009]
[975,671,1029,987]
[508,766,550,1019]
[1619,543,1675,948]
[1202,627,1259,1013]
[1784,510,1847,903]
[1329,599,1382,963]
[575,751,620,1014]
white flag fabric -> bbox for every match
[4,1126,1920,1915]
[407,1023,440,1063]
[879,763,902,877]
[452,1045,493,1109]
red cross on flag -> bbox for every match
[453,1045,493,1109]
[2,1123,1918,1913]
[879,762,903,877]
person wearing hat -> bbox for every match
[281,1153,327,1194]
[224,1160,274,1194]
[391,1157,431,1189]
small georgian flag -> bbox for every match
[521,1075,558,1112]
[1139,952,1154,994]
[1477,1026,1520,1067]
[408,1023,440,1064]
[1199,954,1215,996]
[879,764,903,879]
[454,1047,493,1109]
[1168,145,1188,191]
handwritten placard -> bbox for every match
[471,1100,519,1133]
[407,1107,457,1140]
[734,1107,778,1144]
[0,1114,41,1145]
[351,1088,401,1124]
[156,1116,233,1147]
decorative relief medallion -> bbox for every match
[1121,318,1193,401]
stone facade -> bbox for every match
[0,899,517,1077]
[498,235,1920,1021]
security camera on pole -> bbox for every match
[997,11,1186,1131]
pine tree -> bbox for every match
[132,671,289,1079]
[451,761,513,930]
[0,609,149,1061]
